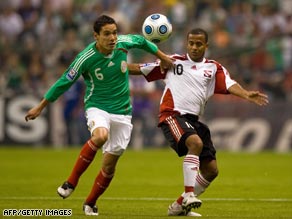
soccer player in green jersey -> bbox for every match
[25,15,173,216]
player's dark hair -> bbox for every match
[187,28,208,43]
[93,15,117,34]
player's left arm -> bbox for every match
[122,34,174,73]
[128,63,142,75]
[128,62,166,82]
[155,49,174,73]
[228,83,269,106]
[213,62,269,106]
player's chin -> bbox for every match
[108,43,116,49]
[189,55,199,61]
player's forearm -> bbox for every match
[128,63,142,75]
[228,83,249,100]
[25,98,50,121]
[155,49,168,60]
[38,98,50,110]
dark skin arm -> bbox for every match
[155,49,174,73]
[228,83,269,106]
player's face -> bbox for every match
[94,23,118,55]
[187,34,208,62]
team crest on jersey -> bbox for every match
[203,70,212,78]
[121,61,127,73]
[66,68,78,81]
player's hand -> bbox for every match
[25,99,49,121]
[247,91,269,106]
[25,107,42,121]
[159,55,175,74]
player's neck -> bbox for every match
[95,43,112,56]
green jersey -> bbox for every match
[44,34,158,115]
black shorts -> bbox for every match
[160,114,216,161]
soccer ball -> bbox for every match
[142,13,172,43]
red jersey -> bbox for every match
[140,54,237,123]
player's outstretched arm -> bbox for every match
[228,83,269,106]
[128,63,142,75]
[155,49,174,73]
[25,98,50,121]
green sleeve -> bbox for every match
[44,65,82,102]
[117,34,158,54]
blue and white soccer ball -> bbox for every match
[142,13,172,43]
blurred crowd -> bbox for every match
[0,0,291,146]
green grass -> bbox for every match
[0,147,291,218]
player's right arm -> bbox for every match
[25,98,49,121]
[25,48,87,121]
[25,67,81,122]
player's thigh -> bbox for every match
[86,107,110,134]
[160,115,196,157]
[195,121,217,161]
[103,114,133,156]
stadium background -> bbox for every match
[0,0,291,152]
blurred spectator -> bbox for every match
[23,51,47,96]
[211,20,231,51]
[56,28,84,66]
[4,53,25,95]
[0,2,23,43]
[196,0,227,32]
[169,0,188,31]
[253,2,286,39]
[258,53,286,101]
[17,0,39,40]
[105,1,131,33]
[59,4,79,32]
[35,0,61,53]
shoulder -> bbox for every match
[117,34,143,43]
[205,58,226,69]
[205,58,222,66]
[171,54,188,61]
[76,42,96,58]
[72,42,96,70]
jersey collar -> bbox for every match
[186,53,206,65]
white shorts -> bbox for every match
[85,107,133,156]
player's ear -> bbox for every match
[93,31,99,40]
[205,42,209,49]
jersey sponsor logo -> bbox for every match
[66,68,78,81]
[108,61,115,67]
[121,61,127,73]
[191,65,197,70]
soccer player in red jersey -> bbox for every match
[129,28,269,216]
